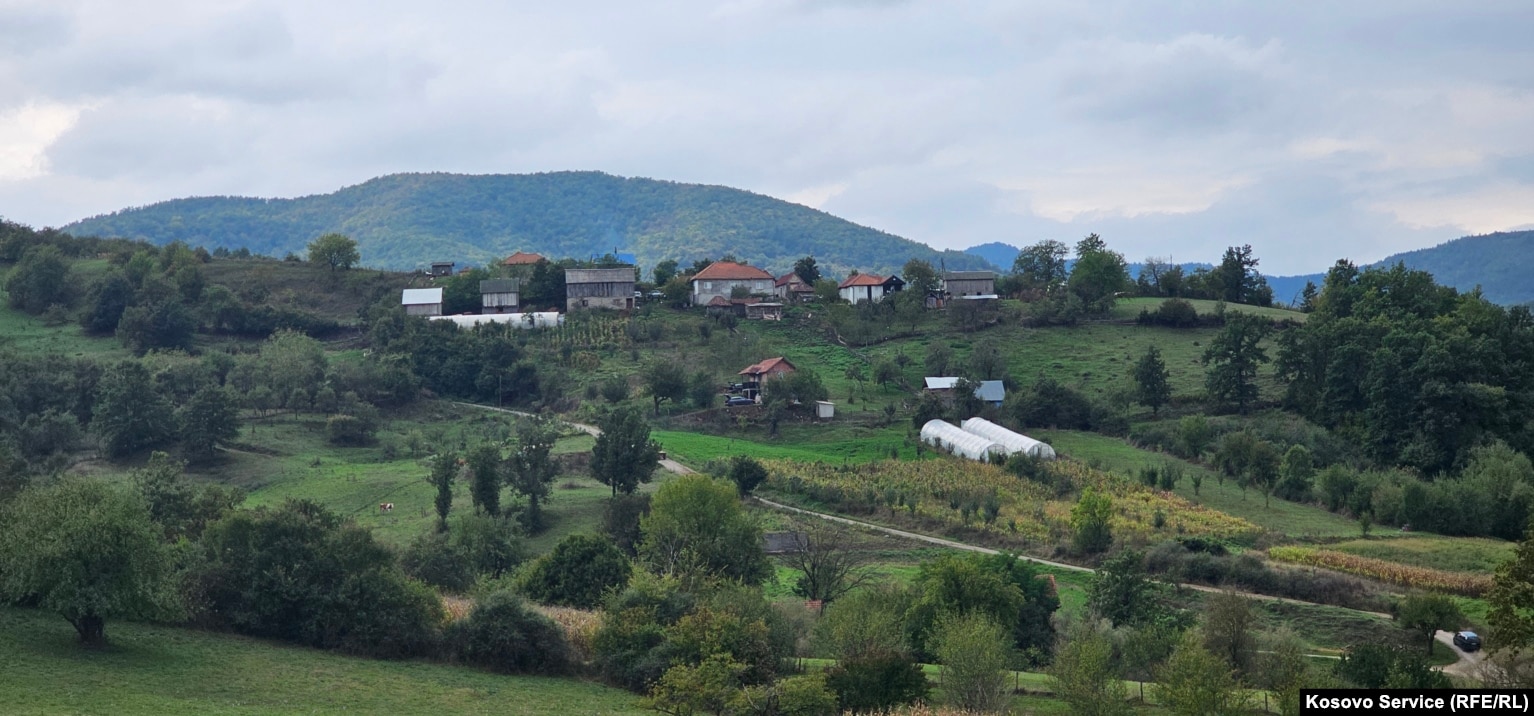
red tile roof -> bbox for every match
[838,273,886,289]
[691,261,773,282]
[706,296,732,307]
[502,251,545,266]
[738,357,796,376]
[774,272,807,287]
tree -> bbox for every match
[467,444,503,517]
[94,360,175,458]
[924,341,953,377]
[1396,593,1464,654]
[812,278,840,304]
[591,407,661,496]
[1132,345,1172,416]
[1202,313,1271,413]
[1071,488,1113,554]
[1258,628,1313,716]
[1086,550,1160,627]
[508,422,559,532]
[1248,439,1281,507]
[4,244,73,314]
[843,362,866,394]
[1012,239,1070,295]
[1275,444,1315,501]
[177,384,240,463]
[639,473,770,585]
[793,256,821,285]
[652,259,679,286]
[81,270,135,334]
[116,279,195,353]
[1048,623,1132,716]
[780,524,873,605]
[429,451,458,532]
[1212,245,1263,304]
[447,590,572,674]
[901,259,940,297]
[306,233,360,272]
[967,338,1006,381]
[873,359,901,388]
[1068,233,1129,314]
[932,613,1011,713]
[1489,523,1534,655]
[1155,629,1248,716]
[1202,591,1256,675]
[727,455,768,497]
[519,534,633,609]
[0,479,170,646]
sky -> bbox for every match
[2,1,1533,274]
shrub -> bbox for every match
[519,534,633,608]
[824,654,930,713]
[447,590,572,674]
[603,493,651,556]
[399,531,476,593]
[325,414,374,446]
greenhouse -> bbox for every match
[920,419,1006,462]
[428,312,565,329]
[960,417,1057,459]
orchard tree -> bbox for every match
[0,479,170,646]
[1397,593,1464,655]
[591,407,661,496]
[1132,345,1172,416]
[306,233,360,272]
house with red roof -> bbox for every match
[773,272,815,303]
[502,251,545,266]
[738,357,796,399]
[838,273,906,304]
[689,261,775,306]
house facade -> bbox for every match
[773,273,815,303]
[565,267,636,311]
[402,288,443,317]
[479,279,520,313]
[738,357,796,399]
[943,271,996,297]
[838,273,906,304]
[690,261,775,305]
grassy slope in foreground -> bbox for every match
[0,608,644,716]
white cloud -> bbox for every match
[0,102,83,181]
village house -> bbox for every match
[924,376,1006,407]
[773,273,815,303]
[428,261,456,277]
[942,270,997,298]
[479,279,520,314]
[738,356,796,399]
[689,261,775,306]
[565,267,637,311]
[838,273,906,304]
[502,251,544,268]
[402,287,443,317]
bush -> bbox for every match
[447,590,572,675]
[603,494,651,556]
[325,414,374,446]
[398,531,476,593]
[518,534,633,608]
[824,654,929,713]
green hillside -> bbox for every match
[1265,229,1534,306]
[61,172,991,278]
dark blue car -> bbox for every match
[1453,631,1481,652]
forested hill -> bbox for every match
[61,172,990,277]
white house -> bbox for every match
[689,261,775,305]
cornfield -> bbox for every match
[1266,546,1493,596]
[762,456,1259,546]
[531,604,602,663]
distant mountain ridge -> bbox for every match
[62,172,991,278]
[968,230,1534,306]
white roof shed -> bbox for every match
[920,419,1005,462]
[402,288,443,306]
[960,417,1057,460]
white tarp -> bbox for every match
[428,312,564,328]
[920,419,1005,462]
[960,417,1057,460]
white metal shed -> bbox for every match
[960,417,1057,460]
[920,419,1005,462]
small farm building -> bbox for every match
[566,267,637,311]
[943,270,996,297]
[429,261,455,277]
[479,279,520,313]
[402,288,443,317]
[923,377,1006,406]
[920,419,1005,462]
[960,417,1056,459]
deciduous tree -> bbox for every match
[639,473,770,585]
[1203,313,1271,413]
[306,233,360,272]
[1132,345,1172,416]
[591,407,661,496]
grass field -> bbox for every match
[1109,297,1308,323]
[0,304,131,359]
[1327,536,1515,574]
[1033,429,1361,539]
[654,424,918,465]
[0,608,645,716]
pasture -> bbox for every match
[0,607,646,716]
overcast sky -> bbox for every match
[2,1,1532,274]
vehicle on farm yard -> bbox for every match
[1453,631,1481,652]
[725,396,755,407]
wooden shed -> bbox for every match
[402,288,443,317]
[479,279,520,313]
[565,267,636,311]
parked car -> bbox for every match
[725,396,755,407]
[1453,631,1482,652]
